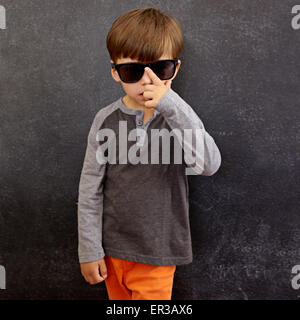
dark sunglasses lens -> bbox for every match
[151,60,175,80]
[118,64,144,83]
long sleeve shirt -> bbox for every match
[77,88,221,265]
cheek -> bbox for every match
[122,83,139,95]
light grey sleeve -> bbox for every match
[155,88,221,176]
[77,112,106,263]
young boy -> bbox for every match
[77,7,221,300]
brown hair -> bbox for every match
[106,7,184,64]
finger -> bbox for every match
[89,273,104,285]
[144,99,156,108]
[142,84,156,91]
[91,279,103,285]
[85,275,94,284]
[143,91,153,99]
[144,67,162,86]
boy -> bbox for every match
[77,7,221,300]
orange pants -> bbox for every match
[104,255,176,300]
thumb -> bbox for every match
[98,259,108,279]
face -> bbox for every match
[110,53,181,108]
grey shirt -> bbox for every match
[77,88,221,265]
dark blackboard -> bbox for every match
[0,0,299,300]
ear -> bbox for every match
[175,59,181,73]
[110,60,121,83]
[169,59,181,81]
[177,59,181,70]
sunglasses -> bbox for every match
[111,58,179,83]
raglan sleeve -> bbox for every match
[155,88,221,176]
[77,112,107,263]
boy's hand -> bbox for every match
[142,67,172,108]
[80,258,107,285]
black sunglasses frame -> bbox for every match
[111,58,179,83]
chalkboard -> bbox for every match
[0,0,299,300]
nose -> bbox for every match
[140,69,152,84]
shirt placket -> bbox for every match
[135,110,158,147]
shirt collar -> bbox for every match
[117,97,160,116]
